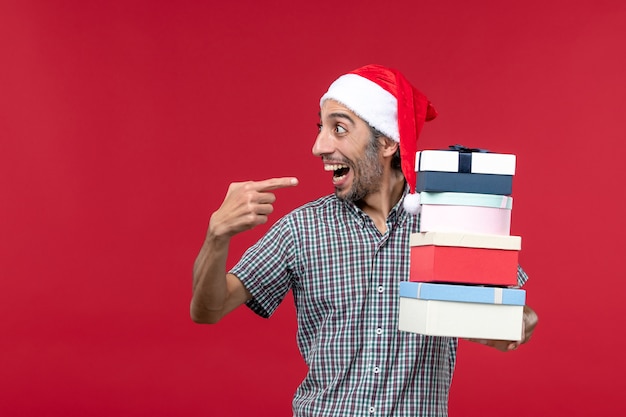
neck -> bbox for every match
[356,169,405,233]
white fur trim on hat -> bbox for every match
[403,192,421,214]
[320,73,399,142]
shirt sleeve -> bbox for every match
[229,216,297,318]
[517,264,529,287]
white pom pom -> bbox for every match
[403,193,421,214]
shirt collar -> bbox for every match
[336,185,411,229]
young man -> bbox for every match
[191,64,538,416]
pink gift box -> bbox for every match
[419,192,512,235]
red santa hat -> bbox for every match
[320,64,438,214]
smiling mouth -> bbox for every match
[324,163,350,181]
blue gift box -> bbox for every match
[415,145,516,195]
[398,281,526,340]
[415,171,513,194]
[399,281,526,305]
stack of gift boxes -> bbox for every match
[398,145,526,341]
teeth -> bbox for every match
[324,164,348,171]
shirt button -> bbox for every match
[377,286,384,293]
[375,328,383,335]
[373,366,380,374]
[369,406,376,413]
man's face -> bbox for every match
[313,99,383,202]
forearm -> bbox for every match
[190,177,297,323]
[190,232,231,323]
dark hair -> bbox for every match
[369,125,402,172]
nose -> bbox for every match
[312,128,333,157]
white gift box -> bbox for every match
[414,147,516,195]
[416,149,516,175]
[398,282,525,341]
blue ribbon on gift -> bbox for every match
[448,144,490,173]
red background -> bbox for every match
[1,0,625,415]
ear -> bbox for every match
[379,136,399,158]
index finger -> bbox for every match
[254,177,299,192]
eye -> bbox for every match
[334,125,347,134]
[316,123,322,132]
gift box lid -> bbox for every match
[419,192,513,209]
[416,149,516,175]
[410,231,521,250]
[400,281,526,305]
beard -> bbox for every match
[336,138,383,203]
